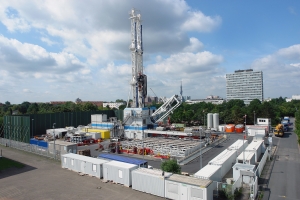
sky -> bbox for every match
[0,0,299,104]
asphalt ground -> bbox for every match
[0,146,163,200]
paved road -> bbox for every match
[267,118,300,200]
[0,146,163,200]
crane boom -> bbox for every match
[150,95,182,123]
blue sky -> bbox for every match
[0,0,299,104]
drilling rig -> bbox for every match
[123,9,182,140]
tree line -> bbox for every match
[1,97,299,128]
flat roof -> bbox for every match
[62,153,108,164]
[194,165,221,178]
[233,163,256,171]
[228,139,246,150]
[104,160,138,169]
[166,174,212,188]
[237,151,255,161]
[98,153,147,165]
[209,149,237,165]
[245,140,263,151]
[133,168,172,177]
[48,140,77,146]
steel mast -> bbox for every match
[129,9,147,108]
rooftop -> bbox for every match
[166,174,212,188]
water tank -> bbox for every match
[213,113,219,130]
[207,113,213,129]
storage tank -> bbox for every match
[225,124,235,133]
[213,113,219,130]
[235,124,244,133]
[207,113,213,129]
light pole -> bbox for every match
[53,123,56,159]
[253,111,255,125]
[199,128,202,170]
[8,121,11,147]
[142,127,145,167]
[243,114,247,164]
[31,119,34,138]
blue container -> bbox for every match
[98,153,147,167]
[30,138,48,148]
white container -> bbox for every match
[132,168,172,198]
[244,140,263,162]
[236,151,255,165]
[194,164,222,182]
[165,174,214,200]
[48,140,77,155]
[61,153,108,178]
[228,139,248,154]
[232,163,256,183]
[209,149,237,178]
[103,160,138,187]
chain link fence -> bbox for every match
[0,138,61,161]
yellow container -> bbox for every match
[84,128,110,139]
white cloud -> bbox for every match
[251,44,300,98]
[40,37,56,46]
[181,11,222,32]
[23,89,33,93]
[183,37,204,53]
[0,0,237,103]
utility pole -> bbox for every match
[243,115,247,164]
[53,123,56,160]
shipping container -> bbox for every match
[228,139,248,155]
[29,138,48,148]
[83,128,110,139]
[165,174,214,200]
[209,149,237,178]
[244,140,263,162]
[48,140,77,155]
[236,151,255,165]
[103,160,138,187]
[194,164,222,182]
[132,168,172,198]
[98,153,148,167]
[225,124,235,133]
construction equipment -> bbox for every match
[274,124,284,137]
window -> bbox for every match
[64,157,66,164]
[71,159,74,166]
[118,170,123,178]
[191,187,203,199]
[92,164,96,172]
[167,182,178,194]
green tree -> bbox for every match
[161,159,181,174]
[27,103,39,114]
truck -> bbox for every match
[274,124,284,137]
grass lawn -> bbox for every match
[0,157,25,171]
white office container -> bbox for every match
[103,160,138,187]
[209,149,237,178]
[61,153,108,178]
[165,174,214,200]
[132,168,172,198]
[91,114,107,123]
[228,139,248,154]
[244,140,263,162]
[236,151,256,165]
[232,163,256,183]
[194,164,222,182]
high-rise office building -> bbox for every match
[226,69,263,105]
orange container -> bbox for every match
[225,124,235,132]
[235,124,245,133]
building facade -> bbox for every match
[226,69,263,105]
